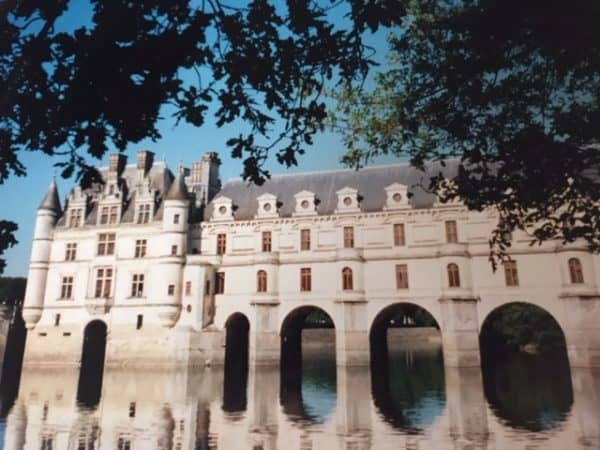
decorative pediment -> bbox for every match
[293,190,317,216]
[212,196,234,221]
[384,182,410,210]
[335,186,360,213]
[255,193,279,219]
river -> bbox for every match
[0,337,597,449]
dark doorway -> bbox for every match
[280,306,336,425]
[369,303,445,433]
[222,313,249,415]
[479,302,572,431]
[76,320,107,408]
[0,305,26,417]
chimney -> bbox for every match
[109,153,127,175]
[137,150,154,175]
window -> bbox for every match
[68,208,83,227]
[344,227,354,248]
[215,272,225,294]
[168,284,175,296]
[447,263,461,288]
[185,281,192,295]
[300,268,311,292]
[171,245,178,256]
[262,231,272,252]
[394,224,405,246]
[60,276,73,299]
[99,205,118,225]
[129,402,136,418]
[445,220,458,243]
[257,270,267,293]
[174,214,180,224]
[569,258,584,284]
[131,274,144,297]
[109,206,118,224]
[100,206,109,225]
[95,268,113,298]
[504,260,519,287]
[342,267,353,291]
[54,314,60,327]
[135,239,147,258]
[216,233,226,255]
[117,437,131,450]
[136,315,143,330]
[137,204,151,224]
[396,264,409,289]
[41,435,54,450]
[65,243,77,261]
[300,229,311,251]
[97,233,116,256]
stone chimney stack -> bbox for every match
[189,151,221,206]
[137,150,154,175]
[108,153,127,175]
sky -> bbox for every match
[0,2,405,277]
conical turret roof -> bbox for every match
[38,179,62,213]
[165,172,189,201]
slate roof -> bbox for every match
[206,159,460,221]
[165,172,189,201]
[38,179,62,214]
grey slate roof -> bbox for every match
[38,179,62,214]
[206,160,460,221]
[165,172,189,201]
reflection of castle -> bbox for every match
[21,150,600,368]
[3,361,599,449]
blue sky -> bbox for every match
[0,2,404,277]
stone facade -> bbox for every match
[21,151,600,368]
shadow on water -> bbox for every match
[0,306,26,419]
[482,352,573,431]
[223,313,249,416]
[371,347,446,434]
[76,320,107,408]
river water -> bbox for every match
[0,344,598,449]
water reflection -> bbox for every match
[372,348,446,433]
[482,352,573,432]
[0,352,598,449]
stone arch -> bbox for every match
[223,312,250,416]
[77,320,108,407]
[478,301,573,432]
[370,302,442,364]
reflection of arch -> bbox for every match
[479,302,572,432]
[369,303,445,433]
[280,306,337,426]
[370,302,441,366]
[77,320,107,408]
[223,313,250,416]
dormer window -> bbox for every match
[137,204,152,224]
[212,197,233,221]
[293,191,317,216]
[256,193,278,219]
[68,208,83,228]
[384,183,410,210]
[335,187,360,213]
[99,206,119,225]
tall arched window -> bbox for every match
[257,270,268,293]
[342,267,353,291]
[447,263,461,288]
[568,258,584,284]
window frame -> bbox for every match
[568,258,584,284]
[396,264,409,289]
[134,239,147,258]
[342,267,353,291]
[300,267,312,292]
[393,223,406,246]
[60,276,74,299]
[447,263,461,288]
[343,226,355,249]
[216,233,227,255]
[65,243,77,261]
[215,272,225,294]
[137,203,152,224]
[503,260,519,287]
[257,270,268,293]
[445,220,458,243]
[94,267,113,298]
[300,229,311,251]
[97,233,116,256]
[131,273,145,298]
[262,231,272,252]
[68,208,83,228]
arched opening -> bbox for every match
[369,303,446,432]
[280,306,336,425]
[479,302,573,431]
[222,313,249,416]
[76,320,107,408]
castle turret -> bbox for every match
[152,169,190,327]
[23,179,61,329]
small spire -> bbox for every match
[38,178,62,214]
[165,171,189,201]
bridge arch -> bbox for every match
[77,319,107,407]
[223,312,250,415]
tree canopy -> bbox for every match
[333,0,600,267]
[0,277,26,305]
[0,0,404,271]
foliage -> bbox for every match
[388,304,438,328]
[0,0,406,272]
[0,277,26,305]
[333,0,600,268]
[481,303,566,353]
[304,309,334,328]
